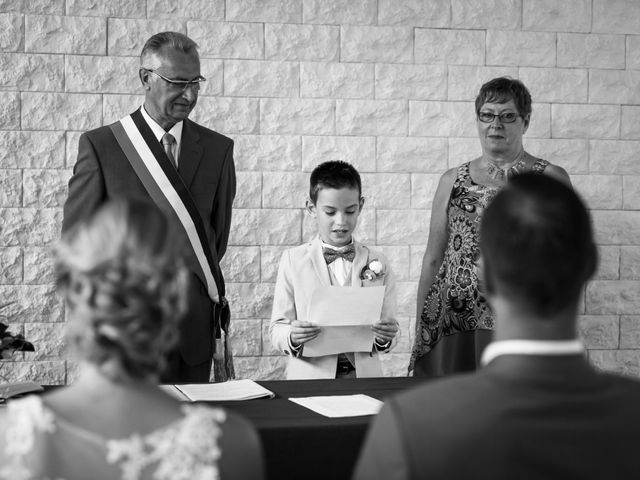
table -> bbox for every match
[207,377,424,480]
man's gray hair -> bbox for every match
[140,31,199,66]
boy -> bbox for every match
[270,161,399,379]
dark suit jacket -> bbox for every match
[62,108,236,365]
[354,354,640,480]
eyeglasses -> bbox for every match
[143,68,206,92]
[477,111,520,124]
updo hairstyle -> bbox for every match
[56,197,188,380]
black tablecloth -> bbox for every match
[41,377,424,480]
[206,377,424,480]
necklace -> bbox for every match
[485,150,526,182]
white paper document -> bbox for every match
[161,379,275,402]
[289,394,384,418]
[159,384,189,401]
[303,286,385,357]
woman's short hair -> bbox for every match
[480,173,597,317]
[56,197,188,380]
[475,77,532,118]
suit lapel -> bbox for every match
[309,237,331,287]
[177,119,203,188]
[351,240,369,287]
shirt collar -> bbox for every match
[480,339,585,367]
[321,238,354,252]
[140,105,183,148]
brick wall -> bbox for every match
[1,0,640,384]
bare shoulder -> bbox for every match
[431,166,459,204]
[542,162,572,187]
[440,166,459,186]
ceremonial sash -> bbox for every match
[109,112,221,304]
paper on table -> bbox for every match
[172,379,275,402]
[289,394,384,418]
[159,384,189,401]
[303,286,385,357]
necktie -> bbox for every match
[161,132,177,169]
[323,245,356,264]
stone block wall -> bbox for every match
[1,0,640,383]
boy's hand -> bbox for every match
[290,320,321,347]
[372,321,398,345]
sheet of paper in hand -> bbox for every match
[303,286,385,357]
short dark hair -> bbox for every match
[309,160,362,204]
[480,174,597,316]
[475,77,532,119]
[140,31,199,64]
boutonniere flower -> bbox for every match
[360,259,385,281]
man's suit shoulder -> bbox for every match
[394,371,481,409]
[386,371,501,432]
[390,365,640,432]
[76,124,122,162]
[79,117,234,147]
[81,123,114,141]
[187,119,233,147]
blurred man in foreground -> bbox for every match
[354,173,640,480]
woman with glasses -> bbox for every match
[409,77,571,377]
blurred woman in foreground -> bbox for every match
[0,198,263,480]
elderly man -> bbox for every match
[354,174,640,479]
[62,32,235,383]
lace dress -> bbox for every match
[0,395,226,480]
[410,160,549,376]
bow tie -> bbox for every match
[323,245,356,264]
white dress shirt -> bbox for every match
[321,240,354,286]
[141,105,184,167]
[480,339,585,367]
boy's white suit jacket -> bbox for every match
[270,236,398,379]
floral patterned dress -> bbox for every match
[410,160,549,375]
